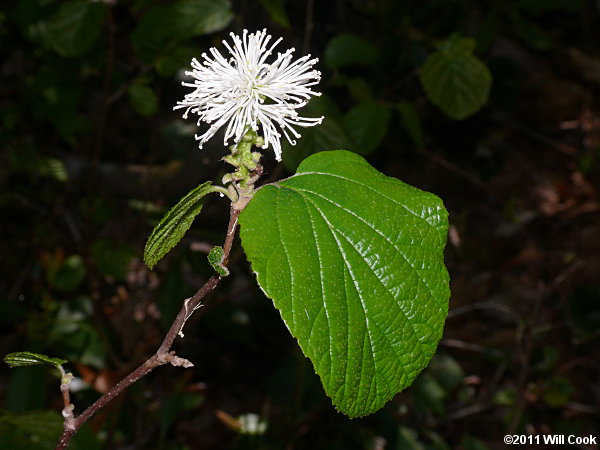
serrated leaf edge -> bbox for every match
[4,351,67,369]
[144,182,220,268]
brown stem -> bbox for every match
[55,207,241,450]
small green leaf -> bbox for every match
[419,36,492,120]
[208,246,229,277]
[127,83,159,117]
[324,33,378,70]
[144,182,216,269]
[4,351,67,369]
[342,102,391,155]
[397,101,424,147]
[258,0,290,28]
[239,150,450,417]
[39,1,105,57]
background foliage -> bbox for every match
[1,0,599,448]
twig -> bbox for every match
[55,207,241,449]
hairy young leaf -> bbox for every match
[4,352,67,369]
[419,36,492,120]
[208,246,229,277]
[144,182,215,269]
[239,150,450,417]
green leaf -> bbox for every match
[324,33,378,70]
[258,0,290,28]
[208,246,229,277]
[342,102,391,155]
[39,1,105,57]
[131,0,233,63]
[397,101,424,147]
[144,182,216,269]
[419,36,492,120]
[4,352,67,369]
[127,83,159,117]
[239,150,450,417]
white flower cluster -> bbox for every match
[175,29,323,161]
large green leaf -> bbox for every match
[239,150,450,417]
[144,182,216,269]
[39,1,105,57]
[419,36,492,120]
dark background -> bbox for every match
[1,0,599,449]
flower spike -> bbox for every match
[175,29,323,161]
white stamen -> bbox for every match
[174,29,323,161]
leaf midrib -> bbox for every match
[287,168,437,226]
[275,183,433,412]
